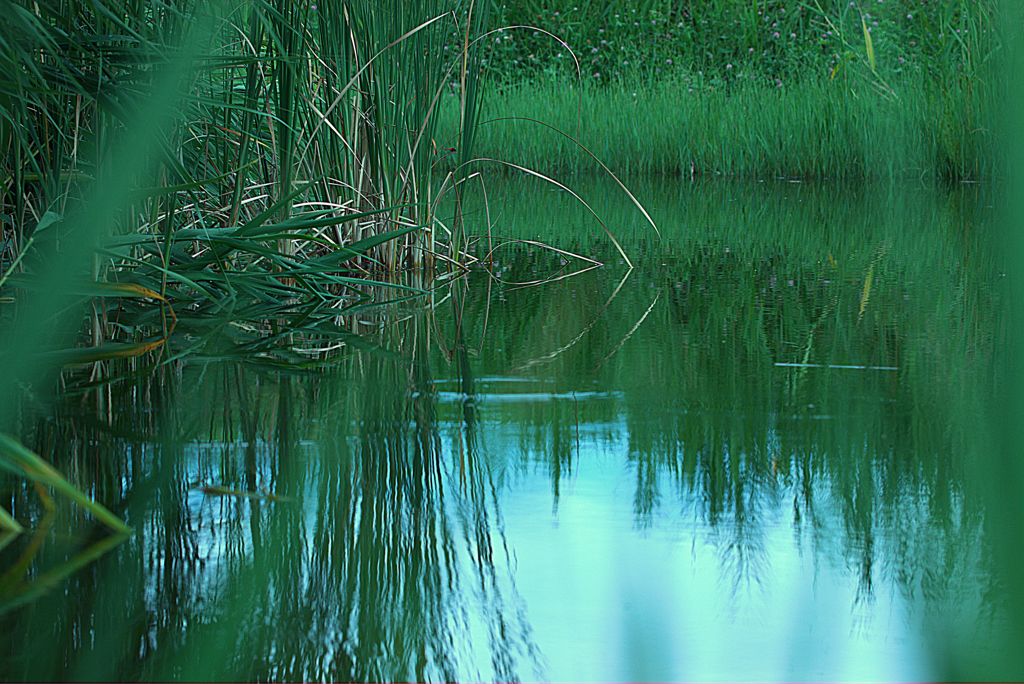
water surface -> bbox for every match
[0,179,1012,680]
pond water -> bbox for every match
[0,178,1014,680]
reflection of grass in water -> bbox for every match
[0,315,542,679]
[445,181,1001,612]
[0,178,1013,677]
[0,269,1001,677]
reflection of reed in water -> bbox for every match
[0,179,1016,677]
[0,300,541,680]
[442,208,999,610]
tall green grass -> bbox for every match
[443,72,998,179]
[456,0,1003,180]
[0,0,503,372]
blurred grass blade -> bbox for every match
[858,262,875,320]
[0,532,128,615]
[41,339,168,366]
[0,434,131,534]
[0,507,23,535]
[862,16,877,72]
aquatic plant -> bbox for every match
[0,0,503,379]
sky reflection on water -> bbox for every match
[0,179,1010,680]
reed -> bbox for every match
[0,0,501,375]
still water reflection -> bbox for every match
[0,180,1011,680]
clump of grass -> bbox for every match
[0,0,501,374]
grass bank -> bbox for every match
[439,73,998,180]
[435,0,1003,180]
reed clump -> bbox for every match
[0,0,497,369]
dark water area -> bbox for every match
[0,179,1014,680]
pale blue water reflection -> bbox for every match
[0,179,1010,680]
